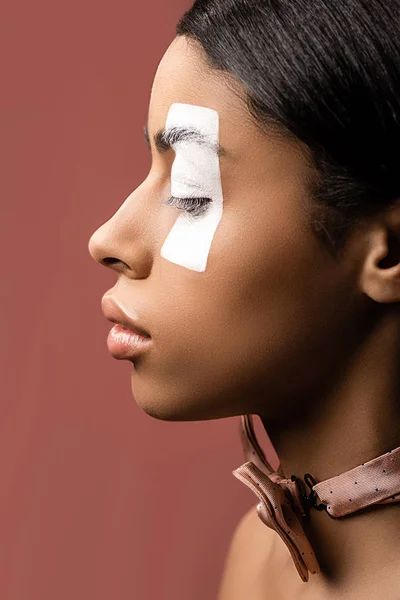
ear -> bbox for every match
[359,199,400,303]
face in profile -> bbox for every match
[88,35,365,423]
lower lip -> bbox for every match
[106,323,153,359]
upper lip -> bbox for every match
[101,295,151,338]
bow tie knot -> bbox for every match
[232,460,321,582]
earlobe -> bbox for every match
[359,218,400,304]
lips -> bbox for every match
[101,295,151,338]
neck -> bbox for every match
[259,313,400,594]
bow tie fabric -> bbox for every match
[232,414,400,583]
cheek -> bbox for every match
[159,180,318,353]
[185,194,325,363]
[142,204,343,419]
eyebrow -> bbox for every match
[143,123,227,158]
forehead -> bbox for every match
[147,36,258,162]
[147,36,313,183]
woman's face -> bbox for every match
[88,36,364,422]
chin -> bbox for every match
[134,396,225,422]
[134,398,187,421]
[130,376,231,422]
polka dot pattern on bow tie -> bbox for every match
[232,414,400,583]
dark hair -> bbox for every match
[175,0,400,254]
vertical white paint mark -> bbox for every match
[160,103,223,272]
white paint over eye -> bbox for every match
[160,103,223,272]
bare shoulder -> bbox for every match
[217,504,284,600]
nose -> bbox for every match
[88,186,155,279]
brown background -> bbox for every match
[0,1,277,598]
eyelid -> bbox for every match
[170,178,207,199]
[177,178,204,192]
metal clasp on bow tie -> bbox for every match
[291,473,336,519]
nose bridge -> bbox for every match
[88,181,157,278]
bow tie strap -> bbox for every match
[239,414,286,478]
[311,446,400,517]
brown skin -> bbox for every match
[88,36,400,598]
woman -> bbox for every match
[88,0,400,598]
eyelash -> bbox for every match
[162,195,212,219]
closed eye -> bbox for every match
[162,195,212,219]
